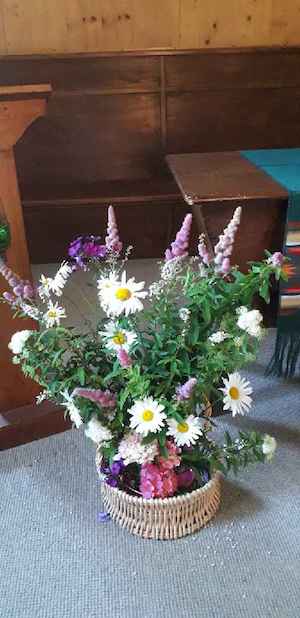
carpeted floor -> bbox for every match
[1,265,300,617]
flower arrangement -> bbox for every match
[1,205,284,501]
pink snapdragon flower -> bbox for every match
[140,463,178,499]
[176,377,197,401]
[165,214,193,261]
[198,234,211,265]
[214,207,242,275]
[72,388,116,408]
[105,205,123,255]
[158,440,181,471]
[117,348,133,368]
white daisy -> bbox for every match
[209,331,229,344]
[179,307,191,322]
[100,321,137,353]
[100,271,147,317]
[8,329,33,355]
[38,274,52,299]
[85,416,113,444]
[97,271,119,298]
[129,397,166,436]
[262,434,277,461]
[44,301,66,327]
[220,372,253,417]
[167,415,202,447]
[237,307,263,338]
[62,390,83,428]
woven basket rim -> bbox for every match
[98,470,222,507]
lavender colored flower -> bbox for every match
[110,459,125,476]
[72,387,116,409]
[97,511,111,522]
[176,377,197,401]
[105,205,123,255]
[106,476,118,488]
[165,214,193,261]
[0,258,36,301]
[268,252,284,267]
[117,348,133,368]
[214,207,242,275]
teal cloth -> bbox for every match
[241,148,300,377]
[241,148,300,191]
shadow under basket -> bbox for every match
[98,469,222,540]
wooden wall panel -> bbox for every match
[0,5,6,53]
[179,0,272,49]
[166,88,300,153]
[16,93,162,190]
[271,1,300,46]
[2,0,180,54]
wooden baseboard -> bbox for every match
[0,401,71,450]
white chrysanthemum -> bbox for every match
[262,435,277,461]
[220,372,253,417]
[237,307,263,338]
[117,432,159,465]
[51,261,72,296]
[100,321,137,353]
[209,331,229,344]
[62,390,83,428]
[99,271,147,317]
[44,301,66,327]
[179,307,191,322]
[167,415,202,447]
[8,329,33,354]
[36,390,50,405]
[85,416,113,444]
[129,397,166,436]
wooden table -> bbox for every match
[167,151,288,271]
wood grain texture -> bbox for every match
[2,0,180,54]
[271,1,300,46]
[179,0,272,49]
[0,4,7,53]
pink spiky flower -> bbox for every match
[176,377,197,401]
[0,258,35,301]
[165,213,193,261]
[214,207,242,275]
[117,348,133,368]
[72,388,116,408]
[105,205,123,255]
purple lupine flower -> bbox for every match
[72,388,116,409]
[106,476,118,488]
[176,377,197,401]
[198,234,211,265]
[97,511,111,522]
[105,205,123,255]
[117,348,133,368]
[214,207,241,275]
[165,214,193,261]
[268,252,284,267]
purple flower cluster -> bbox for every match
[269,252,284,267]
[105,205,123,255]
[117,348,133,368]
[72,388,116,408]
[100,458,125,487]
[176,377,197,401]
[0,259,35,305]
[68,235,107,269]
[165,214,193,261]
[214,206,242,275]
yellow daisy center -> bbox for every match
[229,386,240,400]
[142,409,154,422]
[47,310,57,318]
[112,332,127,345]
[177,422,189,433]
[115,287,132,301]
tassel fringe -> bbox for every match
[266,332,300,378]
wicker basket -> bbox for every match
[97,463,221,540]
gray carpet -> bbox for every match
[1,332,300,618]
